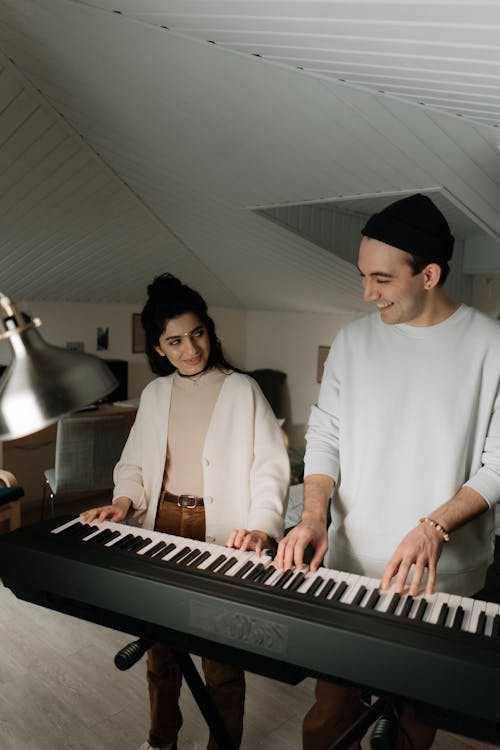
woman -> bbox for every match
[81,273,289,750]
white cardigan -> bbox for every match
[113,371,290,544]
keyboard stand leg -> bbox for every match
[327,696,388,750]
[114,639,236,749]
[172,649,236,750]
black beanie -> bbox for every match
[361,193,454,263]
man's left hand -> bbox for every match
[380,523,445,596]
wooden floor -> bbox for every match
[0,499,497,750]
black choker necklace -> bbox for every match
[177,365,209,379]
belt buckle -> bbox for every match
[178,494,198,509]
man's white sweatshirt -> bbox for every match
[305,305,500,595]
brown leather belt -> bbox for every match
[160,490,204,508]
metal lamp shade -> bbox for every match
[0,311,117,440]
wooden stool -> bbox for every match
[0,485,24,533]
[0,499,21,532]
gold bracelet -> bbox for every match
[419,516,450,543]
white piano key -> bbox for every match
[444,594,462,628]
[52,516,83,534]
[374,589,400,614]
[293,566,335,596]
[261,566,287,587]
[468,598,488,635]
[49,518,500,640]
[453,594,475,632]
[394,594,414,617]
[484,602,500,637]
[327,572,358,602]
[342,575,373,606]
[407,592,434,621]
[424,593,450,625]
[292,570,315,594]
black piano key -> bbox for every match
[331,581,349,601]
[476,610,487,635]
[64,522,96,538]
[162,542,177,557]
[128,537,153,554]
[111,533,136,550]
[304,576,325,596]
[233,561,256,579]
[162,542,175,557]
[216,557,239,575]
[287,572,307,591]
[143,541,171,558]
[492,614,500,638]
[245,563,265,581]
[178,548,203,566]
[400,596,414,618]
[272,569,294,589]
[413,599,428,621]
[187,550,211,568]
[437,603,449,627]
[451,606,464,630]
[141,541,167,557]
[352,586,368,607]
[85,528,116,544]
[103,530,122,544]
[387,593,401,615]
[255,565,277,584]
[119,535,148,552]
[169,546,193,564]
[317,579,336,599]
[363,588,380,609]
[205,554,229,572]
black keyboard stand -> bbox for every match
[114,638,236,750]
[327,696,390,750]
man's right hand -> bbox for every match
[274,518,328,572]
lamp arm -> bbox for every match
[0,294,41,341]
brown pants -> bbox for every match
[147,497,245,749]
[302,680,436,750]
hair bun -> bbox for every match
[147,273,182,299]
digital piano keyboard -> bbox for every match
[0,516,499,742]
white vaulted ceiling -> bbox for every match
[0,1,499,311]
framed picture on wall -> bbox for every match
[317,345,330,383]
[132,313,145,353]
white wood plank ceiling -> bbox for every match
[0,1,498,311]
[82,0,500,129]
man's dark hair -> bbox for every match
[406,253,450,286]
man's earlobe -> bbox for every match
[424,263,441,289]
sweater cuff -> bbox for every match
[303,453,339,482]
[463,476,496,508]
[248,509,285,541]
[112,485,147,512]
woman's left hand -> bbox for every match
[225,528,273,557]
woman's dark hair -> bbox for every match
[141,273,233,375]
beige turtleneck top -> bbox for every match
[162,367,227,497]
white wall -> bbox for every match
[471,275,500,318]
[245,309,358,448]
[0,299,355,449]
[0,300,247,400]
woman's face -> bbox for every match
[155,312,210,375]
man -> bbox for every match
[275,193,500,750]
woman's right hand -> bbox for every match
[80,496,132,525]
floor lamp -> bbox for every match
[0,293,117,440]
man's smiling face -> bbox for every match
[357,236,431,326]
